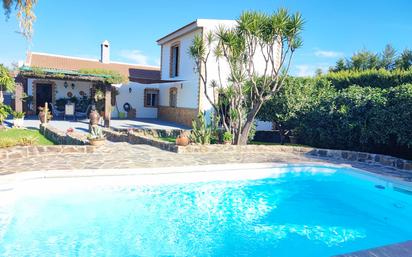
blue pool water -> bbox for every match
[0,165,412,257]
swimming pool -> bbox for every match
[0,164,411,257]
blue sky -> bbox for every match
[1,0,411,76]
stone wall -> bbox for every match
[176,144,412,171]
[103,129,178,152]
[111,127,186,138]
[158,106,197,127]
[40,124,88,145]
[0,145,95,160]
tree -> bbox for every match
[380,44,396,70]
[258,77,335,143]
[2,0,37,39]
[330,58,347,72]
[0,64,15,104]
[395,49,412,70]
[349,50,380,70]
[190,9,304,145]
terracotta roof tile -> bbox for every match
[27,52,161,82]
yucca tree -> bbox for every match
[190,9,304,144]
[2,0,37,39]
[0,64,15,104]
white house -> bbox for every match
[18,19,279,129]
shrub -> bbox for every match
[323,69,412,89]
[190,112,211,144]
[295,84,412,159]
[223,131,233,143]
[258,77,412,159]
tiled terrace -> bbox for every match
[4,117,189,134]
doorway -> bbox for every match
[36,83,52,113]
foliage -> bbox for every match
[2,0,37,40]
[158,136,176,143]
[259,77,335,133]
[223,131,233,142]
[322,68,412,89]
[260,78,412,159]
[12,111,25,119]
[88,125,105,140]
[395,49,412,70]
[0,64,15,104]
[78,69,127,84]
[330,44,412,72]
[55,98,68,110]
[190,112,211,144]
[0,103,12,124]
[0,128,54,147]
[189,9,304,144]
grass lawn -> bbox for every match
[158,136,176,143]
[0,128,55,148]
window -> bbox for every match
[170,43,180,77]
[144,89,159,108]
[169,87,177,108]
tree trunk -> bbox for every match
[237,103,262,145]
[0,90,4,104]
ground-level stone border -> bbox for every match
[0,145,96,160]
[102,128,412,172]
[175,144,412,171]
[40,124,88,145]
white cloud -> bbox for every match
[295,65,313,77]
[314,50,344,58]
[294,64,331,77]
[119,49,151,65]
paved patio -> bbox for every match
[4,117,189,134]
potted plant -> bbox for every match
[88,125,105,146]
[223,131,233,145]
[175,131,190,146]
[12,111,25,128]
[38,107,52,124]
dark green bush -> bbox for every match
[296,84,412,159]
[323,69,412,89]
[258,78,412,159]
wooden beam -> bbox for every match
[104,84,111,127]
[14,83,23,113]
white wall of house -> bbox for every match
[112,82,158,119]
[55,81,92,99]
[157,19,281,129]
[159,29,201,110]
[158,81,198,109]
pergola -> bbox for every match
[16,67,114,127]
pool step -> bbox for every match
[332,240,412,257]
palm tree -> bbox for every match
[0,64,15,104]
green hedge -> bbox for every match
[322,69,412,89]
[296,84,412,159]
[258,78,412,159]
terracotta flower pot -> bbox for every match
[89,138,106,147]
[176,136,189,146]
[224,141,232,145]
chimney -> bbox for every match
[100,40,110,63]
